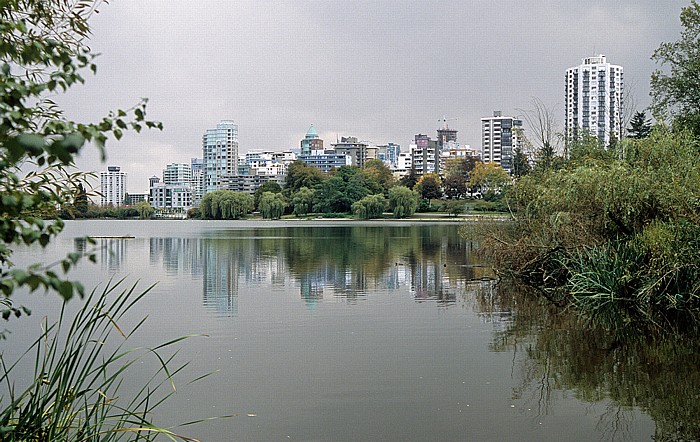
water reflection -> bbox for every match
[64,223,700,438]
[89,225,492,315]
[477,281,700,441]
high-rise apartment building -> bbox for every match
[190,158,204,205]
[376,143,401,168]
[100,165,126,206]
[565,55,624,146]
[480,111,523,173]
[202,120,238,194]
[149,163,193,212]
[411,134,439,176]
[300,125,324,155]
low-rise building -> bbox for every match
[228,175,285,194]
[299,150,352,173]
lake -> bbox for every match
[4,220,697,441]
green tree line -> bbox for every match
[197,156,513,220]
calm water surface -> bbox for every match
[5,220,697,441]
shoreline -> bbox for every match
[65,213,509,224]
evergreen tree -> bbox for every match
[627,111,652,139]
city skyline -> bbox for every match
[58,1,686,193]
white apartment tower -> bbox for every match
[480,111,523,173]
[203,120,238,194]
[100,166,127,206]
[565,55,624,146]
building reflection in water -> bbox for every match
[99,238,128,272]
[200,240,242,317]
[137,226,488,315]
[149,238,203,277]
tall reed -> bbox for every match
[0,278,201,441]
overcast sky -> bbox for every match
[58,0,688,193]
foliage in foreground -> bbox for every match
[0,280,203,441]
[0,0,161,313]
[0,1,198,440]
[468,129,700,326]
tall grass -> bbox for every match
[0,278,202,441]
[560,227,700,328]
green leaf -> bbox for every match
[26,275,41,292]
[58,281,74,300]
[16,133,45,155]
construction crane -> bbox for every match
[438,116,458,130]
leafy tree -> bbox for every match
[314,166,374,213]
[222,191,253,219]
[627,111,652,139]
[200,191,219,219]
[469,162,510,195]
[477,128,700,324]
[567,132,614,164]
[444,157,477,179]
[443,174,467,199]
[511,146,531,178]
[399,164,419,189]
[388,186,419,218]
[254,180,282,209]
[135,200,155,219]
[284,160,324,194]
[71,182,89,214]
[201,190,253,219]
[0,0,161,310]
[259,191,285,219]
[291,186,315,216]
[414,173,442,200]
[651,0,700,134]
[362,159,396,193]
[351,194,386,219]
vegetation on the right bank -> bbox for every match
[478,129,700,325]
[472,1,700,327]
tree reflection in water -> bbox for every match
[476,280,700,441]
